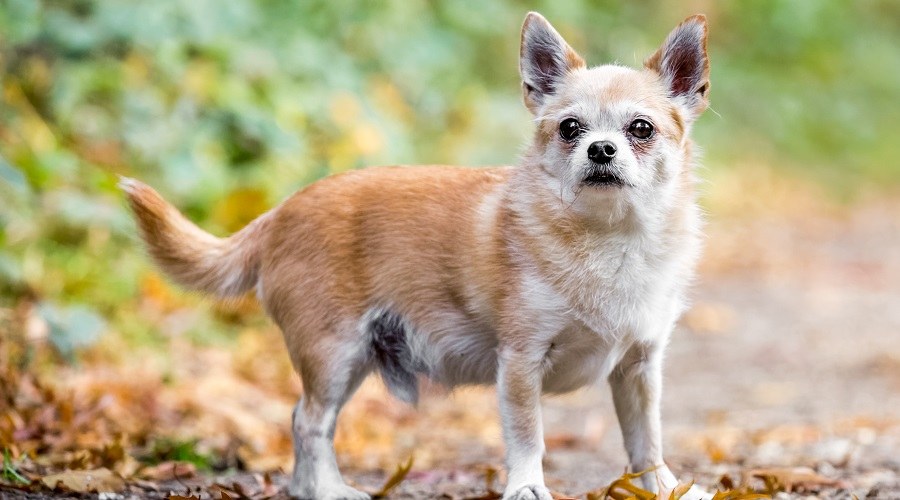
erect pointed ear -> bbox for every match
[645,15,710,118]
[519,12,586,114]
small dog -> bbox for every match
[122,12,711,500]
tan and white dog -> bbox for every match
[122,12,711,500]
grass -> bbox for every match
[2,448,29,485]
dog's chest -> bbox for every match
[541,232,685,334]
[522,231,691,390]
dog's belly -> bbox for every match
[407,310,625,394]
[414,320,625,394]
[397,308,501,388]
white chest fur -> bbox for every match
[517,207,701,393]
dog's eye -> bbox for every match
[559,118,582,141]
[628,119,654,140]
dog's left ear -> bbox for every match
[645,15,710,119]
[520,12,586,114]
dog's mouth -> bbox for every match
[582,169,626,187]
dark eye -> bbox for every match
[559,118,582,141]
[628,119,654,139]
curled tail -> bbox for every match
[119,177,272,298]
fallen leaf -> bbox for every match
[586,469,657,500]
[743,467,849,494]
[484,465,499,494]
[463,492,502,500]
[41,467,125,493]
[139,461,198,481]
[718,475,735,490]
[666,480,692,499]
[372,456,414,498]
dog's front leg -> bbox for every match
[609,342,710,500]
[608,341,675,492]
[498,345,552,500]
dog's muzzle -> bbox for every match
[582,165,626,187]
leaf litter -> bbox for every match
[0,313,877,498]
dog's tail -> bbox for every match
[119,177,272,298]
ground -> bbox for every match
[3,175,899,499]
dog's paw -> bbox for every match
[677,484,713,500]
[289,483,371,500]
[321,485,371,500]
[503,484,553,500]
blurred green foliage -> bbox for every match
[1,1,898,355]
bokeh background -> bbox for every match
[2,0,899,497]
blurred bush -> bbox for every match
[0,1,898,356]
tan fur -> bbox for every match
[120,178,273,297]
[260,166,514,388]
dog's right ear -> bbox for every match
[520,12,585,114]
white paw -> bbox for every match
[503,484,553,500]
[678,484,713,500]
[289,483,371,500]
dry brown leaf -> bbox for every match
[41,467,125,493]
[484,465,499,493]
[463,492,502,500]
[710,490,770,500]
[718,475,735,490]
[743,467,849,494]
[587,469,657,500]
[139,461,198,481]
[372,456,414,498]
[230,481,252,499]
[211,481,255,500]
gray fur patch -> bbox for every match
[367,309,419,405]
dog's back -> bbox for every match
[259,165,513,392]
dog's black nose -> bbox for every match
[587,141,617,164]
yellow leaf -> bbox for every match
[671,480,693,499]
[212,188,269,233]
[372,456,414,498]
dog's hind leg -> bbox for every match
[288,333,372,500]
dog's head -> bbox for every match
[520,13,709,214]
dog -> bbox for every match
[121,11,711,500]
